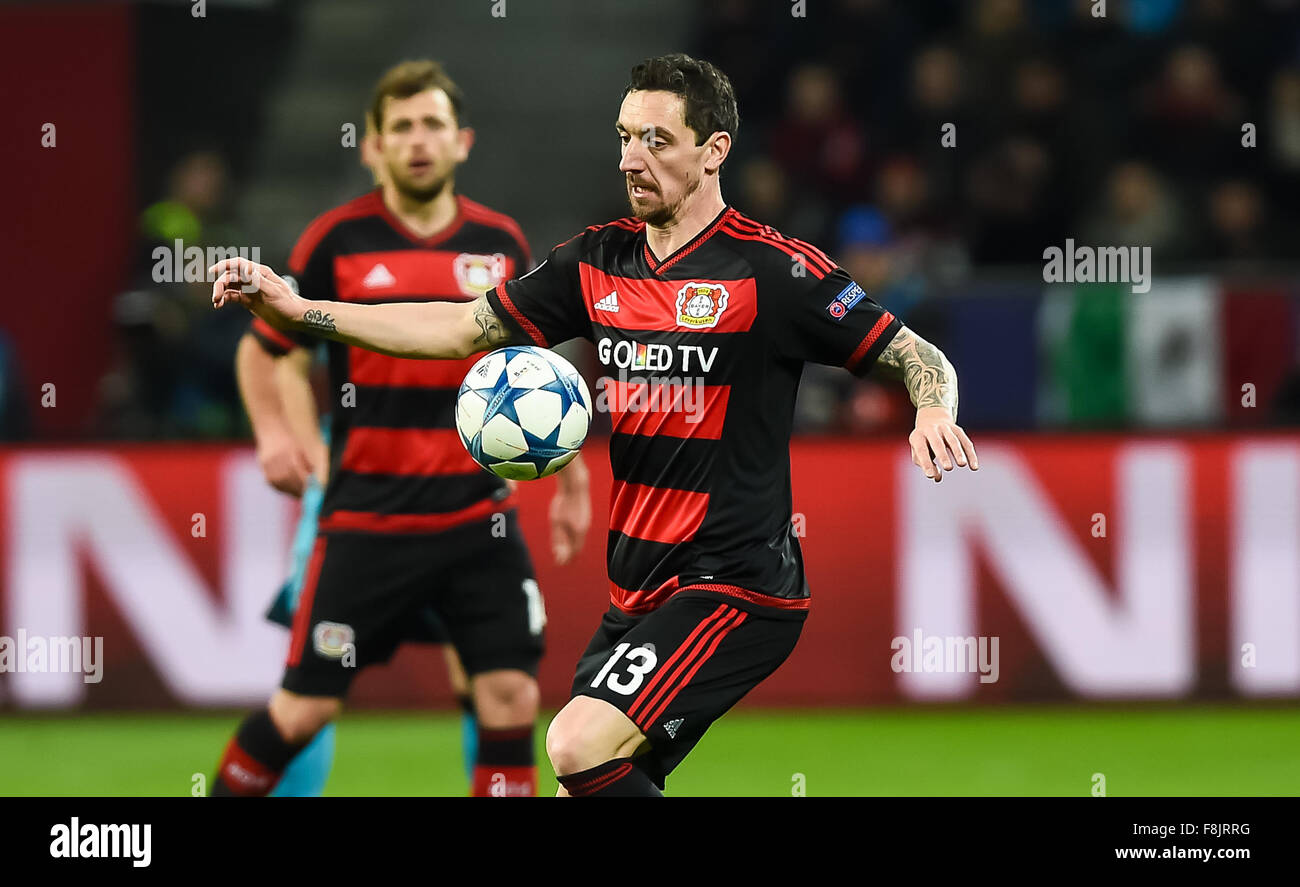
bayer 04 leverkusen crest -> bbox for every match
[675,282,730,328]
[453,252,508,297]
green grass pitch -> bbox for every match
[2,706,1297,796]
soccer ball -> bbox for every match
[455,345,592,480]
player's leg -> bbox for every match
[270,722,336,797]
[406,607,479,779]
[546,696,652,796]
[550,591,805,797]
[547,604,658,796]
[468,667,540,796]
[408,606,479,779]
[216,511,341,797]
[441,644,478,778]
[211,534,413,796]
[436,511,545,797]
[212,690,341,797]
[267,477,338,797]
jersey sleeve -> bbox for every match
[485,235,590,346]
[249,220,337,356]
[772,266,903,376]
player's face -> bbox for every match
[617,90,711,226]
[378,88,471,201]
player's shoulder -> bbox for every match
[717,208,840,283]
[290,190,386,269]
[581,215,645,249]
[583,215,645,239]
[551,216,645,262]
[456,194,529,248]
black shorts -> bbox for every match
[570,589,806,789]
[267,585,452,645]
[282,510,545,697]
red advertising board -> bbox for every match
[1,434,1298,709]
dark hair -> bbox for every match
[624,53,739,146]
[371,59,465,131]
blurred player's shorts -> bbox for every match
[264,476,451,645]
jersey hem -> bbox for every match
[611,582,810,619]
[317,497,514,534]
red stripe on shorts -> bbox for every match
[642,609,749,729]
[285,537,328,667]
[626,603,730,723]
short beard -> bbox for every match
[391,170,451,203]
[632,200,675,227]
[627,172,700,227]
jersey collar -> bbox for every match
[643,205,735,276]
[376,190,468,248]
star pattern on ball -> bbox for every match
[456,346,592,480]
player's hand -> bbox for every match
[209,257,302,328]
[910,406,978,483]
[549,478,591,565]
[256,428,317,497]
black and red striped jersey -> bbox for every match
[487,205,902,615]
[251,190,532,534]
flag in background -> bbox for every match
[1038,282,1129,427]
[1126,277,1223,427]
[1220,285,1296,425]
[1037,278,1298,429]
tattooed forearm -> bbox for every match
[301,308,337,334]
[874,327,959,418]
[472,294,515,348]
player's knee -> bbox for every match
[472,669,538,724]
[546,698,637,776]
[544,713,588,776]
[268,690,340,744]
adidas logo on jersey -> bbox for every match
[594,291,620,312]
[362,263,396,288]
[662,717,684,739]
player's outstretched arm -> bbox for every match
[874,326,979,483]
[210,257,518,360]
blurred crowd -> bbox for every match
[713,0,1300,265]
[702,0,1300,429]
[57,0,1300,439]
[98,151,252,439]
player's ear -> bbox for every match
[456,126,476,163]
[362,131,383,176]
[703,131,730,174]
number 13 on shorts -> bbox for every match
[590,642,659,695]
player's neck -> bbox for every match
[382,181,459,239]
[646,190,727,259]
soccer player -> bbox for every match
[212,53,977,797]
[254,108,482,796]
[213,60,591,798]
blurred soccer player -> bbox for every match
[212,53,976,796]
[214,60,591,798]
[259,110,483,795]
